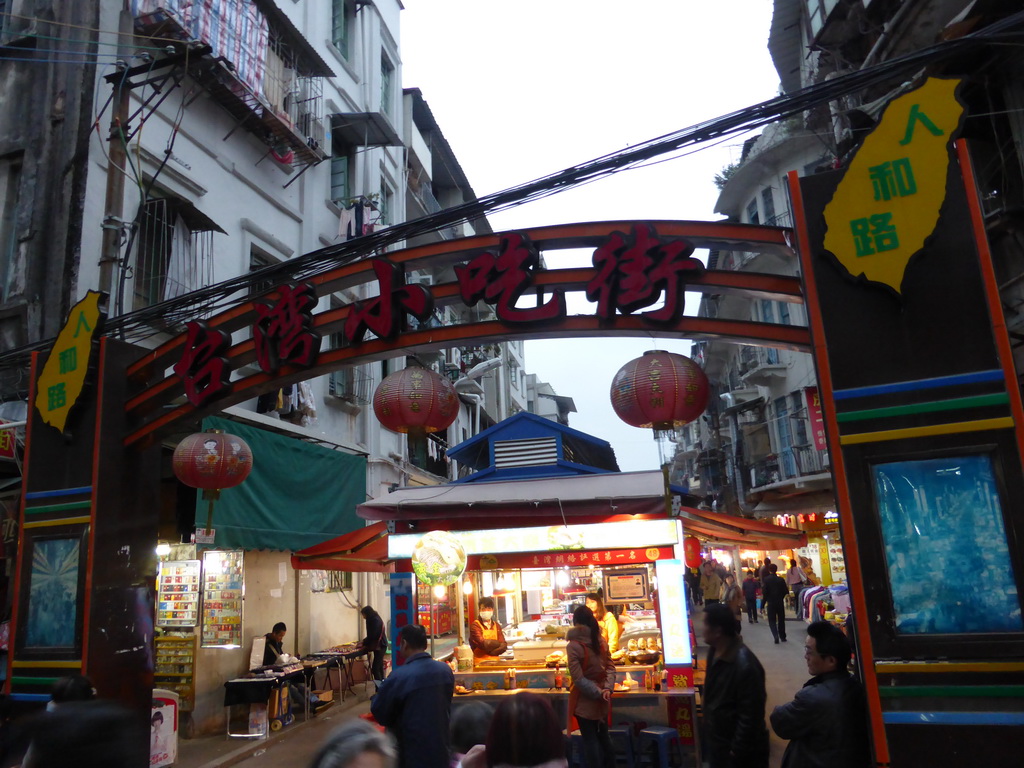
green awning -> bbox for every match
[197,416,366,551]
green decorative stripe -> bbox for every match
[837,393,1009,423]
[879,685,1024,698]
[24,500,92,515]
[11,676,61,686]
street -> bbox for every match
[182,614,813,768]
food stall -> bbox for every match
[378,505,703,762]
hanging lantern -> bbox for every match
[683,535,702,569]
[172,430,253,534]
[610,350,710,430]
[373,365,458,434]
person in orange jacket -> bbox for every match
[469,597,507,659]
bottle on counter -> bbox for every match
[661,666,669,690]
[504,669,511,690]
[554,663,563,690]
[510,668,517,689]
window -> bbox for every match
[331,0,354,58]
[380,55,394,119]
[777,300,791,325]
[330,153,351,205]
[774,396,796,478]
[132,198,217,311]
[761,187,776,224]
[0,155,21,303]
[746,199,759,225]
[791,392,808,445]
[249,248,276,298]
[378,179,394,226]
[759,299,775,323]
[325,571,352,592]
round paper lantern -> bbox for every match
[172,430,253,497]
[373,366,458,434]
[683,535,702,569]
[610,351,710,430]
[411,530,467,586]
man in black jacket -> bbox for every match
[358,605,388,682]
[701,603,769,768]
[770,621,872,767]
[762,563,790,643]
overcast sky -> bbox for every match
[401,1,782,471]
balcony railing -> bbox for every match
[739,346,782,377]
[747,444,830,490]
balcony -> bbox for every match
[132,1,332,173]
[739,346,785,381]
[747,444,830,493]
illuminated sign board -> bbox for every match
[387,519,679,559]
[655,559,692,665]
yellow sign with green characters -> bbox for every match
[823,78,965,294]
[35,290,103,433]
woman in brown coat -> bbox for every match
[566,605,616,768]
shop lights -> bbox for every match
[433,584,447,599]
[155,543,171,557]
[462,580,474,595]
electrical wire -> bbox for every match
[3,12,1024,369]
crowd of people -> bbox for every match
[0,576,871,768]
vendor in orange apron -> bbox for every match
[469,597,508,659]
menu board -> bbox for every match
[827,541,847,582]
[157,560,201,628]
[201,549,243,648]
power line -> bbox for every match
[2,13,1024,372]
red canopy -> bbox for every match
[290,521,394,573]
[676,506,807,550]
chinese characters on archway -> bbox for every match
[174,228,703,407]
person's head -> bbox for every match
[769,564,779,574]
[790,559,798,569]
[763,557,771,566]
[478,597,496,622]
[310,718,397,768]
[702,602,738,649]
[396,624,428,660]
[272,622,287,642]
[572,604,602,654]
[360,606,375,619]
[485,693,564,768]
[151,710,164,731]
[724,573,735,586]
[51,674,95,705]
[585,592,606,618]
[450,701,494,756]
[804,620,853,676]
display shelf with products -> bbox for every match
[202,550,244,647]
[157,560,201,628]
[154,634,198,711]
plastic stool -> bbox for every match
[638,726,680,768]
[608,725,636,767]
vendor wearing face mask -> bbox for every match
[469,597,508,659]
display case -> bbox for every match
[418,605,453,636]
[201,549,244,648]
[157,560,200,628]
[154,634,197,711]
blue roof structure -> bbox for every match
[446,411,619,483]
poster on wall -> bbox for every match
[796,542,822,581]
[201,550,243,648]
[827,541,847,583]
[157,560,200,628]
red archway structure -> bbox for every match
[124,219,805,447]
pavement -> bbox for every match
[176,618,813,768]
[175,686,374,768]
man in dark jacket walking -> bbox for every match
[770,621,872,767]
[701,603,769,768]
[358,605,388,682]
[370,624,454,768]
[762,563,790,643]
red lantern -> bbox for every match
[373,366,458,434]
[173,430,253,534]
[683,535,702,568]
[610,351,710,430]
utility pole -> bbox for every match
[97,1,133,305]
